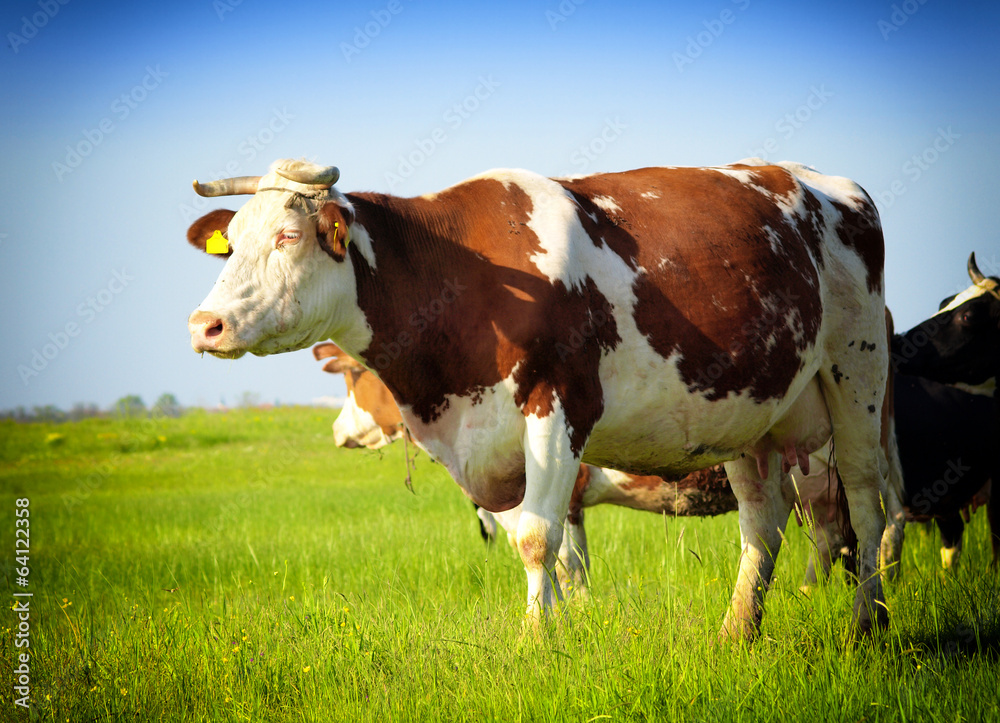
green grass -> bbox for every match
[1,408,998,722]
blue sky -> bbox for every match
[1,0,998,411]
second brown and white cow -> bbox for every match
[186,158,890,639]
[314,342,404,449]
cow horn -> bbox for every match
[192,176,262,197]
[968,252,987,285]
[275,162,340,187]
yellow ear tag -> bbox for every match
[335,222,350,248]
[206,229,229,254]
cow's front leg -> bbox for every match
[720,453,795,641]
[518,405,582,624]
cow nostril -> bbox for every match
[205,321,224,338]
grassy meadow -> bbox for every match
[1,407,998,722]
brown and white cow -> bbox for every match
[186,158,890,639]
[314,342,404,449]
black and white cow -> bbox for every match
[894,253,1000,564]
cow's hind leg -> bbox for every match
[819,360,889,635]
[803,519,844,589]
[518,404,582,624]
[936,514,964,570]
[556,464,593,596]
[988,485,1000,567]
[720,453,795,641]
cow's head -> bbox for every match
[187,159,360,359]
[894,252,1000,393]
[313,342,404,449]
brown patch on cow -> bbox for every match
[518,380,556,418]
[343,181,619,457]
[563,166,826,402]
[567,464,591,525]
[832,195,883,294]
[612,464,737,516]
[187,209,236,258]
[621,474,665,492]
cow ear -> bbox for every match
[187,209,237,258]
[316,203,353,262]
[313,342,342,361]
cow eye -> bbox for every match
[276,230,301,248]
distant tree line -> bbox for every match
[1,393,184,422]
[0,391,282,422]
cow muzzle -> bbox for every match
[188,310,244,358]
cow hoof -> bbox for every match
[940,547,961,570]
[717,617,760,644]
[852,602,889,638]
